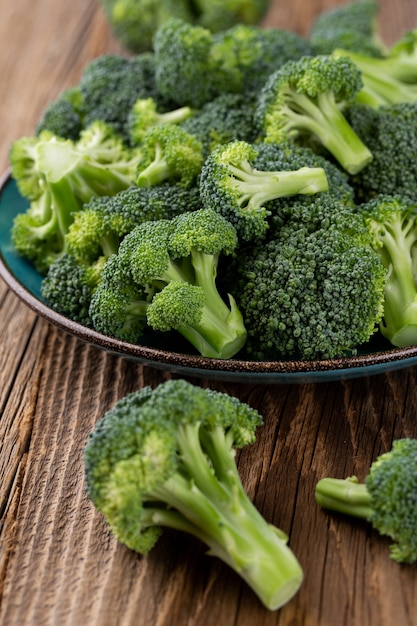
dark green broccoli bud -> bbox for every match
[36,87,85,140]
[79,53,162,142]
[136,125,204,188]
[233,194,386,360]
[333,48,417,108]
[180,93,259,158]
[347,102,417,202]
[9,123,140,273]
[84,379,304,610]
[41,253,105,326]
[309,0,385,57]
[89,254,152,342]
[99,0,194,54]
[255,54,373,175]
[127,97,193,145]
[358,194,417,348]
[199,140,330,242]
[315,438,417,564]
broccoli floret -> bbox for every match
[91,209,247,358]
[136,125,204,188]
[127,97,193,145]
[99,0,194,53]
[89,253,152,341]
[193,0,270,33]
[84,378,304,610]
[79,53,162,142]
[9,123,140,273]
[232,194,386,360]
[255,54,373,175]
[309,0,385,57]
[41,253,105,326]
[347,102,417,202]
[333,48,417,108]
[199,140,330,242]
[180,93,259,158]
[36,86,85,140]
[387,27,417,83]
[358,194,417,348]
[315,438,417,564]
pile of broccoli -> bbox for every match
[9,2,417,360]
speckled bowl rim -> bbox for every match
[2,169,417,383]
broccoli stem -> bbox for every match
[284,90,373,174]
[159,106,193,125]
[226,161,329,210]
[147,425,303,610]
[137,144,172,187]
[315,477,374,519]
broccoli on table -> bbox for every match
[315,438,417,564]
[255,54,373,175]
[359,194,417,348]
[199,140,330,242]
[84,378,304,610]
[10,122,140,274]
[90,209,247,358]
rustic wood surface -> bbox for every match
[1,1,417,624]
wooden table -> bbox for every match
[1,1,417,624]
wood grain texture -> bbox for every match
[1,1,417,625]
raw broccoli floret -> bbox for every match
[180,93,259,158]
[79,53,162,142]
[333,48,417,108]
[91,209,247,358]
[347,102,417,202]
[84,378,304,610]
[127,97,193,146]
[199,140,330,242]
[136,125,204,188]
[231,194,386,360]
[99,0,194,53]
[9,123,140,273]
[41,254,105,326]
[255,54,373,175]
[309,0,385,57]
[36,86,85,140]
[358,194,417,348]
[315,438,417,564]
[193,0,270,33]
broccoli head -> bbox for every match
[315,438,417,564]
[84,378,304,610]
[255,54,373,174]
[127,97,193,145]
[35,86,85,140]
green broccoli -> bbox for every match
[90,209,247,358]
[10,123,140,273]
[387,27,417,82]
[136,125,204,188]
[230,194,386,360]
[192,0,270,33]
[41,254,106,326]
[84,378,304,610]
[333,48,417,108]
[309,0,385,57]
[358,194,417,348]
[315,438,417,564]
[255,54,373,175]
[127,97,193,145]
[199,140,330,241]
[347,102,417,202]
[35,86,85,140]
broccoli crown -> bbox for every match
[79,53,162,142]
[180,93,259,158]
[255,54,373,175]
[193,0,270,33]
[136,124,204,188]
[41,253,105,326]
[199,140,330,242]
[309,0,385,57]
[315,438,417,564]
[233,194,386,360]
[84,378,304,610]
[358,194,417,348]
[35,87,85,140]
[348,102,417,202]
[127,97,193,145]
